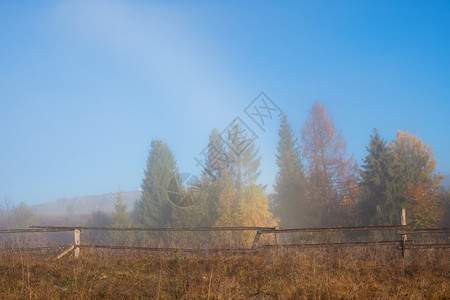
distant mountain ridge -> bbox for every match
[32,190,141,215]
[30,174,450,215]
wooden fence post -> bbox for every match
[401,208,407,258]
[252,231,262,249]
[74,229,81,259]
[274,226,280,247]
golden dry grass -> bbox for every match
[0,246,448,299]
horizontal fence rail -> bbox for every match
[403,243,450,249]
[30,226,274,232]
[0,228,71,233]
[80,244,255,253]
[262,241,402,248]
[397,228,450,234]
[259,225,406,233]
[1,209,448,259]
[0,245,73,252]
[1,225,448,257]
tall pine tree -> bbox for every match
[136,139,178,227]
[225,122,261,194]
[109,189,132,245]
[273,114,308,228]
[358,129,393,225]
[358,130,443,226]
[211,122,276,245]
[199,128,229,226]
[203,128,228,182]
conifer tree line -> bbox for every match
[111,100,448,242]
[132,122,277,245]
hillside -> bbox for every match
[32,190,141,215]
[31,174,449,216]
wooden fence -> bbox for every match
[1,209,449,259]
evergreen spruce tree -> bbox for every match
[273,114,309,227]
[203,128,228,182]
[113,190,129,226]
[136,139,178,227]
[358,129,393,225]
[358,130,443,226]
[196,123,274,246]
[225,122,261,194]
[109,189,132,245]
[198,128,229,226]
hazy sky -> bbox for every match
[1,1,449,206]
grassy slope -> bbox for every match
[0,247,448,299]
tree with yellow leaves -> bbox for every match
[214,180,278,246]
[239,184,279,246]
[406,183,443,228]
[215,184,240,228]
[213,180,241,245]
[389,131,443,225]
[390,131,442,189]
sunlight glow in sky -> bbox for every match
[1,1,449,205]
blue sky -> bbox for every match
[1,1,449,206]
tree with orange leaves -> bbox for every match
[389,131,443,225]
[390,131,442,189]
[301,101,358,226]
[340,180,359,216]
[406,183,443,228]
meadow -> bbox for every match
[0,246,448,299]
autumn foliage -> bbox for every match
[406,183,443,228]
[215,184,278,246]
[131,102,448,244]
[301,101,358,226]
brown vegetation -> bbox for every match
[0,247,448,299]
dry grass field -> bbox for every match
[0,246,448,299]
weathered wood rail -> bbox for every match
[1,209,448,258]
